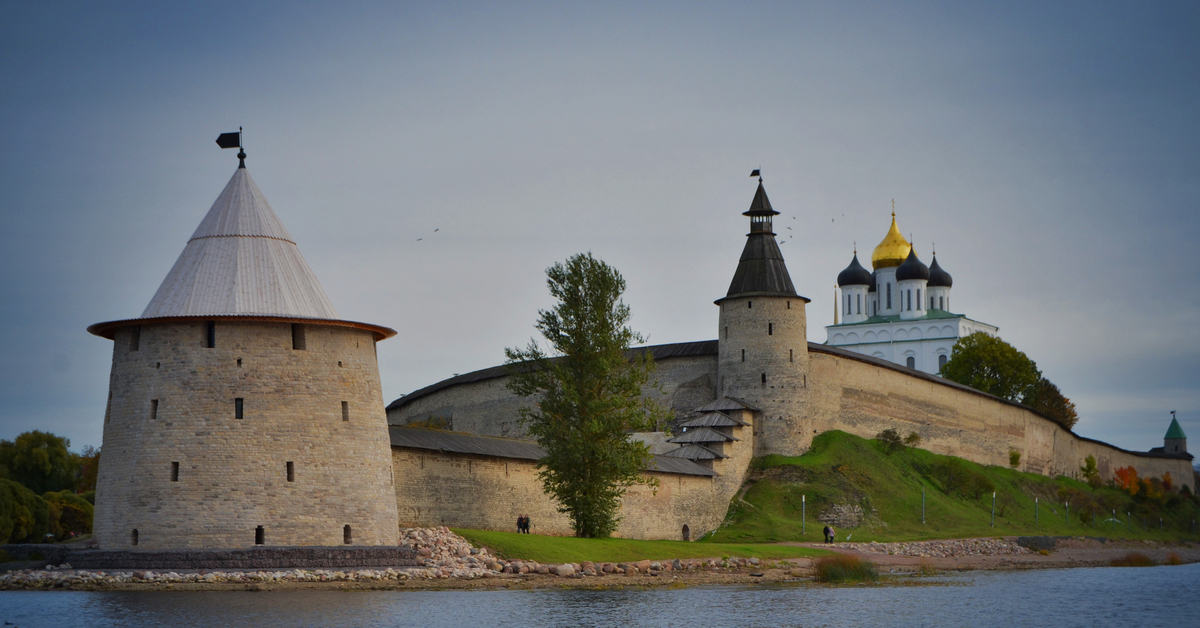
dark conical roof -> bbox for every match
[837,254,872,287]
[722,182,804,301]
[743,181,779,216]
[1165,417,1187,440]
[928,255,953,288]
[895,248,930,282]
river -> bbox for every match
[0,563,1192,627]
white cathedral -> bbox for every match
[825,212,997,375]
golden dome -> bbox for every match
[871,212,911,270]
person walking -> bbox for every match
[524,515,532,534]
[517,514,525,534]
[822,525,833,544]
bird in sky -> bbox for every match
[416,238,423,241]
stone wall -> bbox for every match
[391,413,753,541]
[94,320,400,549]
[388,354,718,439]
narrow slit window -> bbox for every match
[741,349,745,362]
[748,300,752,309]
[787,301,790,309]
[235,398,244,420]
[150,399,158,420]
[130,325,141,352]
[724,326,728,340]
[343,525,352,545]
[237,358,242,367]
[856,294,861,314]
[341,401,349,422]
[886,284,892,309]
[768,323,773,336]
[131,529,138,546]
[761,373,767,384]
[917,289,922,308]
[170,461,179,482]
[292,324,306,350]
[940,296,944,310]
[790,349,794,362]
[255,525,265,545]
[205,321,216,348]
[286,461,295,482]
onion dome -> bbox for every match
[927,254,953,288]
[871,212,911,269]
[837,253,872,287]
[895,248,929,282]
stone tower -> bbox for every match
[1164,416,1187,455]
[88,153,400,549]
[716,179,810,456]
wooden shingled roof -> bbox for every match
[668,426,738,444]
[662,444,726,460]
[679,412,747,428]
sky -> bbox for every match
[1,1,1198,456]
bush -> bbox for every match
[0,478,49,543]
[875,429,904,454]
[1008,448,1021,469]
[814,555,878,583]
[931,459,994,499]
[1166,552,1183,566]
[903,432,922,448]
[1110,552,1155,567]
[43,490,94,540]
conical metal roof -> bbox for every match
[139,168,340,319]
[1165,417,1187,440]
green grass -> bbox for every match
[709,430,1200,544]
[453,528,832,564]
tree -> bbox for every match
[1023,378,1079,430]
[76,446,100,494]
[1114,466,1140,495]
[0,478,49,544]
[875,428,904,453]
[505,253,671,538]
[940,332,1040,402]
[0,431,79,494]
[1008,448,1021,469]
[1080,455,1101,489]
[903,432,922,448]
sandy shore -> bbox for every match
[3,537,1196,592]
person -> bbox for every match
[524,515,532,534]
[517,514,525,534]
[822,525,833,544]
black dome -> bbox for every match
[895,248,929,282]
[868,272,877,292]
[837,254,872,287]
[928,255,953,288]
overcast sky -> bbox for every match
[2,1,1197,456]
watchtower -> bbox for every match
[88,148,400,549]
[1164,415,1187,455]
[715,178,810,456]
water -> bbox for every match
[0,564,1192,628]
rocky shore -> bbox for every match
[2,530,1196,591]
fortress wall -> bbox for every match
[391,448,730,540]
[804,351,1194,491]
[387,354,718,439]
[94,321,399,549]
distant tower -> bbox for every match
[836,250,871,325]
[870,212,910,317]
[716,178,810,456]
[88,151,400,549]
[1164,414,1187,455]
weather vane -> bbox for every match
[215,127,246,168]
[750,168,762,182]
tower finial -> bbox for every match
[750,168,762,182]
[853,241,857,254]
[216,127,246,168]
[892,198,895,217]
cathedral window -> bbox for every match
[906,356,915,368]
[886,284,892,309]
[907,290,912,310]
[856,294,861,314]
[940,296,944,310]
[917,289,921,309]
[939,354,947,370]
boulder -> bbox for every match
[554,564,575,577]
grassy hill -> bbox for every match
[707,431,1200,544]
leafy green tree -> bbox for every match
[0,479,49,543]
[1023,378,1079,430]
[0,431,80,494]
[506,253,671,538]
[875,428,904,454]
[941,332,1040,402]
[44,490,93,540]
[1080,454,1101,489]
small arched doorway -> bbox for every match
[682,524,691,542]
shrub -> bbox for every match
[917,559,938,575]
[1110,552,1155,567]
[932,459,994,499]
[1008,448,1021,469]
[1166,553,1182,566]
[43,490,94,540]
[903,432,922,448]
[875,429,904,454]
[0,478,49,543]
[1080,455,1101,489]
[814,555,878,583]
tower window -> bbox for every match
[917,289,921,309]
[131,529,138,546]
[907,290,912,310]
[255,525,265,545]
[761,373,767,384]
[342,401,349,421]
[906,356,915,368]
[724,326,728,339]
[940,296,944,310]
[235,398,244,420]
[287,461,295,482]
[930,296,934,309]
[130,325,141,352]
[292,324,306,350]
[790,349,794,362]
[237,358,242,367]
[886,284,892,309]
[768,323,773,336]
[343,525,353,545]
[787,301,790,309]
[170,461,179,482]
[856,294,861,314]
[748,301,752,309]
[741,349,745,362]
[150,399,158,420]
[205,321,216,348]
